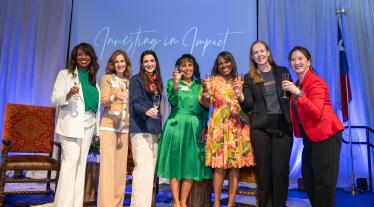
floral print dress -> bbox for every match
[204,76,254,169]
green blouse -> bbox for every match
[78,68,99,113]
[167,79,208,128]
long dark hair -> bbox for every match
[105,50,132,78]
[175,54,201,83]
[249,40,277,84]
[211,51,237,79]
[68,42,99,85]
[139,50,163,94]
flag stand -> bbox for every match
[336,7,363,196]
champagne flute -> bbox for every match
[71,76,80,117]
[233,73,243,97]
[202,73,210,98]
[72,76,80,100]
[152,92,161,119]
[236,73,244,83]
[281,73,290,98]
[120,79,128,104]
[176,64,182,74]
[175,65,183,89]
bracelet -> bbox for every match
[296,90,304,98]
[202,93,210,98]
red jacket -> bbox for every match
[290,70,344,142]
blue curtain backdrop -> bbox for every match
[0,0,72,135]
[0,0,373,188]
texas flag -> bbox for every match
[338,18,352,122]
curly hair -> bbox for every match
[67,42,99,85]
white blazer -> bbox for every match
[51,68,100,138]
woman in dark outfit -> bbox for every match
[235,40,293,207]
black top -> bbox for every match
[239,65,292,131]
[261,70,282,114]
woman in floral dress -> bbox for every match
[200,51,254,207]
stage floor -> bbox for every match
[2,183,374,207]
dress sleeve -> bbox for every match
[296,79,326,121]
[100,75,113,107]
[201,105,209,128]
[166,79,179,107]
[51,70,69,107]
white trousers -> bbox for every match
[130,133,158,207]
[54,113,96,207]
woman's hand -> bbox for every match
[202,79,210,94]
[198,128,207,144]
[282,80,301,95]
[114,92,127,102]
[145,107,159,119]
[173,68,182,90]
[200,78,211,108]
[66,86,79,101]
[233,78,244,102]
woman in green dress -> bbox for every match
[156,54,212,207]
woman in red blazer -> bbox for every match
[282,46,344,207]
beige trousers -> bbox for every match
[130,133,158,207]
[97,131,129,207]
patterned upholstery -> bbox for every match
[0,103,61,205]
[2,104,55,153]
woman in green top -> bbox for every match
[156,54,212,207]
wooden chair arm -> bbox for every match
[1,139,12,163]
[2,140,12,147]
[1,139,12,152]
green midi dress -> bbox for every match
[156,79,212,180]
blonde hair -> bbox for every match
[248,40,277,84]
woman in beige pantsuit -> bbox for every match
[98,50,132,207]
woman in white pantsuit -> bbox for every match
[51,42,100,207]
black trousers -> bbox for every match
[251,127,293,207]
[301,131,342,207]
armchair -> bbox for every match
[0,103,61,205]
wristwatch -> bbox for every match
[296,90,304,98]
